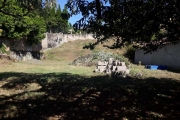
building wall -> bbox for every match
[134,43,180,69]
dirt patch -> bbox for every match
[0,59,11,65]
[0,54,13,65]
[24,59,44,64]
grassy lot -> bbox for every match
[0,40,180,120]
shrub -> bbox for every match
[0,43,7,54]
[92,51,113,61]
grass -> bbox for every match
[0,40,180,119]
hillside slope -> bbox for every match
[45,39,126,62]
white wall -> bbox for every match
[63,34,95,42]
[134,43,180,69]
[40,33,95,51]
[41,33,48,50]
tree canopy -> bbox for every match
[67,0,180,52]
[0,0,46,44]
[0,0,71,45]
[0,0,42,16]
[42,2,70,33]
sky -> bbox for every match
[57,0,82,25]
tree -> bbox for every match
[67,0,180,52]
[55,4,63,32]
[0,0,46,44]
[41,2,70,33]
[0,0,78,45]
[56,4,62,17]
[61,4,69,33]
[43,6,57,33]
[0,0,43,17]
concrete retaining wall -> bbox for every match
[63,34,95,42]
[1,33,95,52]
[0,33,95,60]
[134,43,180,69]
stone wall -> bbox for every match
[0,33,48,52]
[40,33,95,52]
[134,43,180,69]
[0,33,95,52]
[44,33,95,49]
[0,33,95,60]
[63,34,95,42]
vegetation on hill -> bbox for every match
[45,40,126,61]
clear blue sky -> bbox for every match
[57,0,82,25]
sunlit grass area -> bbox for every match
[0,40,180,119]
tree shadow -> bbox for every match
[0,72,180,120]
[165,67,180,74]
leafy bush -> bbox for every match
[92,51,113,61]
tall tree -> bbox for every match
[56,4,61,15]
[56,4,63,32]
[48,6,57,32]
[0,0,46,44]
[61,4,69,33]
[67,0,180,52]
[42,0,57,32]
[42,2,70,33]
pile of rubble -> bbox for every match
[94,58,130,78]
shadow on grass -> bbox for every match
[165,67,180,74]
[0,72,180,120]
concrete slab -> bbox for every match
[121,62,126,66]
[116,66,127,72]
